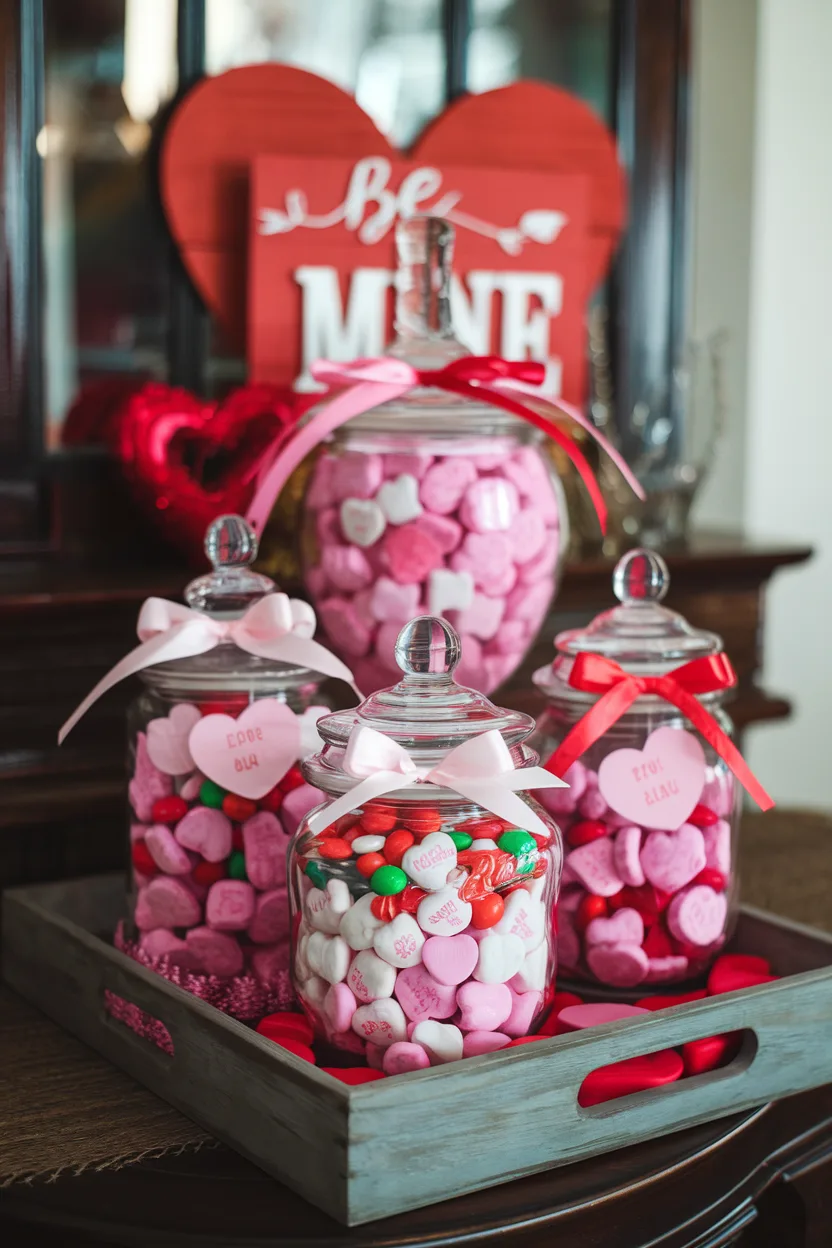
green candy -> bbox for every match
[497,829,537,858]
[304,860,327,889]
[449,830,473,851]
[228,850,248,880]
[370,865,408,896]
[199,779,226,808]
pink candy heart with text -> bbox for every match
[188,698,300,800]
[598,727,706,831]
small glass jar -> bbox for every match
[302,216,567,696]
[531,549,740,991]
[123,516,350,1020]
[288,616,564,1070]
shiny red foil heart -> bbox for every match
[115,382,310,561]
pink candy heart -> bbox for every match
[129,733,174,822]
[394,964,458,1021]
[324,982,357,1034]
[144,824,194,875]
[248,889,291,944]
[321,544,373,592]
[188,699,301,801]
[667,885,728,947]
[613,824,645,887]
[456,981,512,1030]
[453,593,505,641]
[135,877,201,930]
[419,458,477,514]
[369,576,421,623]
[421,934,479,986]
[640,823,707,893]
[146,703,202,776]
[383,1040,431,1073]
[703,819,732,875]
[186,926,244,977]
[242,810,289,890]
[459,476,520,533]
[566,837,623,897]
[586,942,649,988]
[205,879,256,931]
[598,727,706,830]
[584,906,645,948]
[174,807,232,863]
[331,451,383,501]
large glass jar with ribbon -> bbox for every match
[59,515,357,1022]
[530,549,773,992]
[287,615,566,1070]
[246,216,641,696]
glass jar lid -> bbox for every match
[304,617,539,796]
[534,548,723,701]
[141,515,314,694]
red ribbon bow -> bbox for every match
[545,652,774,811]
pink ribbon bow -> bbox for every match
[58,594,358,744]
[307,724,568,839]
[246,355,645,535]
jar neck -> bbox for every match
[392,216,456,346]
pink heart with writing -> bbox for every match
[598,727,706,831]
[188,698,300,800]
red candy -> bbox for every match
[150,795,188,825]
[469,893,505,929]
[398,884,427,914]
[383,829,415,867]
[222,794,258,822]
[681,1032,741,1076]
[356,852,386,878]
[193,860,228,886]
[258,785,284,813]
[321,1067,386,1084]
[360,807,398,834]
[692,867,727,891]
[279,766,305,793]
[318,838,354,861]
[687,803,720,827]
[371,894,401,921]
[256,1012,315,1046]
[707,954,776,996]
[642,923,673,958]
[231,825,244,851]
[575,894,608,933]
[402,807,442,836]
[131,839,158,876]
[609,884,671,924]
[567,820,609,848]
[270,1036,317,1063]
[635,989,708,1011]
[456,817,503,837]
[578,1049,684,1107]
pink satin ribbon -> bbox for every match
[307,724,568,839]
[59,593,358,744]
[246,356,645,534]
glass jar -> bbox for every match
[123,515,354,1020]
[531,549,742,991]
[301,216,568,696]
[288,616,565,1071]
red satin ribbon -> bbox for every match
[545,652,774,811]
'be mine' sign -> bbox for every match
[598,727,705,831]
[188,698,300,800]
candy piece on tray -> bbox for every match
[578,1049,684,1107]
[706,953,776,995]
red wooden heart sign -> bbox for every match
[160,65,626,361]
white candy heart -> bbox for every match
[319,935,351,985]
[347,949,397,1002]
[295,931,312,981]
[411,1020,464,1064]
[508,942,549,993]
[372,913,425,969]
[403,832,458,891]
[495,891,546,952]
[376,474,423,525]
[352,999,408,1048]
[428,568,475,615]
[300,974,328,1011]
[326,878,352,914]
[340,892,385,950]
[340,498,386,547]
[305,930,330,976]
[416,886,472,936]
[473,932,525,984]
[306,885,348,934]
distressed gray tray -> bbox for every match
[3,873,832,1227]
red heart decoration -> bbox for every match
[115,382,309,561]
[160,67,626,350]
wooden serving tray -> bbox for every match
[3,873,832,1227]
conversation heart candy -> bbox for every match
[416,886,472,936]
[473,932,525,984]
[242,810,290,890]
[402,832,457,890]
[462,1031,512,1057]
[460,476,520,533]
[351,998,408,1048]
[508,942,549,993]
[321,544,374,592]
[411,1019,463,1064]
[174,807,232,863]
[369,576,421,623]
[185,926,244,977]
[305,930,329,976]
[415,512,462,554]
[646,955,691,982]
[666,884,728,947]
[376,473,423,524]
[139,928,192,964]
[702,819,731,875]
[316,506,341,546]
[456,981,512,1031]
[340,892,386,950]
[205,879,255,931]
[598,727,706,830]
[557,1002,649,1031]
[567,837,624,897]
[372,913,425,969]
[641,823,707,893]
[248,889,291,944]
[495,891,545,952]
[517,531,559,584]
[613,824,645,887]
[586,942,649,987]
[394,963,458,1021]
[383,451,434,478]
[280,782,325,836]
[347,949,397,1002]
[506,506,547,564]
[129,732,174,822]
[420,457,477,514]
[179,772,205,802]
[146,703,201,776]
[135,877,201,930]
[383,522,443,584]
[317,597,371,658]
[585,907,645,948]
[502,988,543,1037]
[331,451,383,500]
[454,530,514,585]
[251,943,289,985]
[323,982,357,1033]
[383,1041,431,1074]
[453,594,505,641]
[317,934,351,985]
[428,568,474,615]
[300,974,329,1012]
[143,824,194,875]
[421,934,479,986]
[339,498,386,547]
[579,787,609,820]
